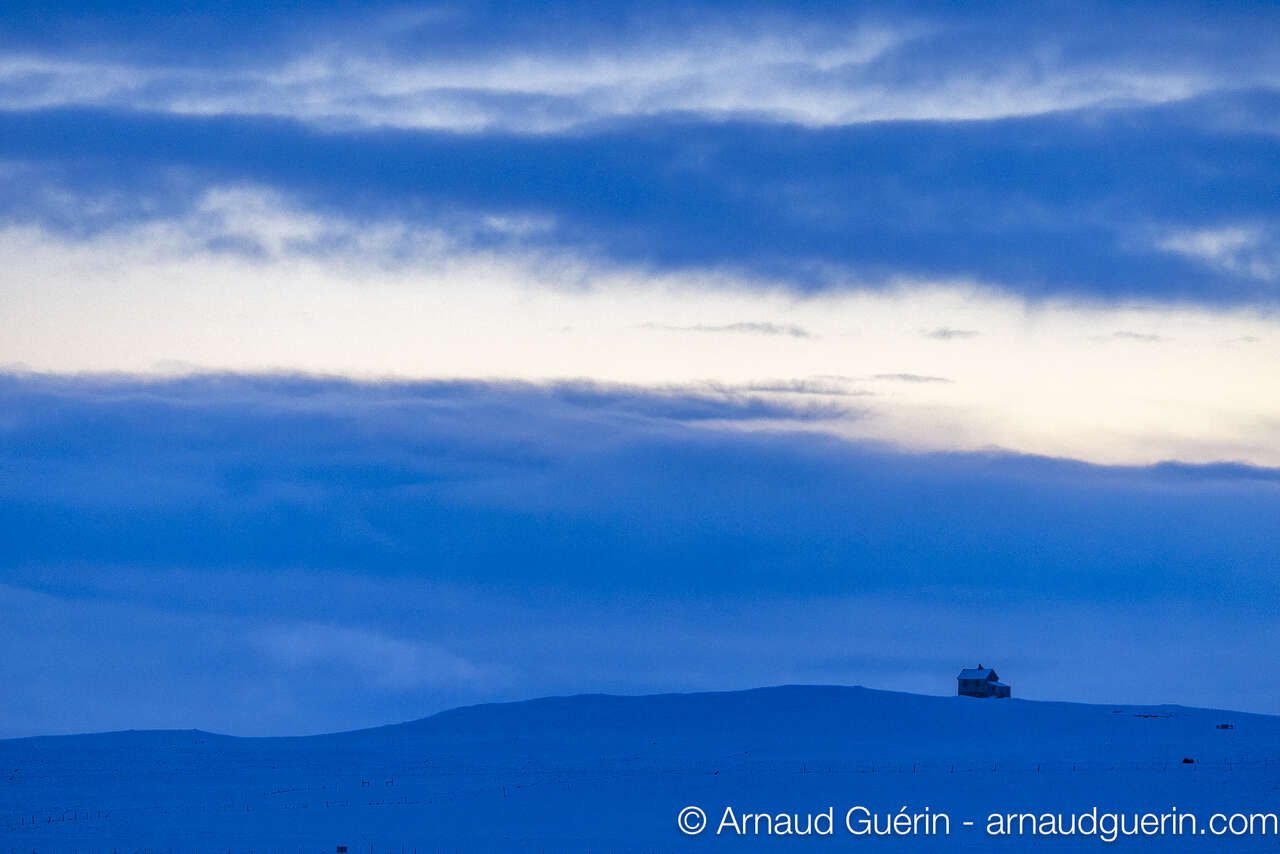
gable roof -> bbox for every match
[957,667,997,680]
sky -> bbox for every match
[1,0,1279,737]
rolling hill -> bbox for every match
[3,685,1278,852]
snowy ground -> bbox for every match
[3,685,1279,852]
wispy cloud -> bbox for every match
[256,623,494,691]
[922,327,979,341]
[547,381,849,421]
[2,4,1277,133]
[731,379,867,396]
[1157,225,1279,282]
[1096,331,1168,343]
[872,373,952,384]
[640,321,812,338]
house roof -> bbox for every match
[957,667,996,680]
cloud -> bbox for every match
[4,196,1280,468]
[1150,461,1280,484]
[2,371,1277,599]
[1098,331,1168,343]
[2,94,1279,305]
[873,373,951,383]
[546,381,849,421]
[1157,225,1279,282]
[731,378,867,396]
[640,321,811,337]
[1,3,1277,133]
[922,327,979,341]
[256,623,493,691]
[2,372,1280,733]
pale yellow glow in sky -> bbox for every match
[3,199,1277,468]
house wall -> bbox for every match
[957,679,1010,698]
[958,679,992,697]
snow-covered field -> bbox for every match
[4,685,1279,852]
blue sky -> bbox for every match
[1,1,1279,736]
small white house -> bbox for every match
[957,665,1011,698]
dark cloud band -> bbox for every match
[1,92,1277,304]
